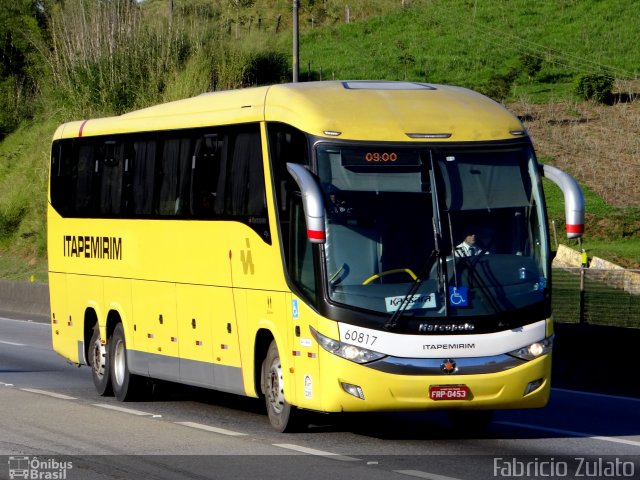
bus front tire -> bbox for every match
[89,325,112,396]
[109,323,147,401]
[263,340,303,432]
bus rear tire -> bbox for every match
[110,323,147,401]
[89,324,112,396]
[263,340,304,432]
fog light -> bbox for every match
[341,382,365,400]
[524,378,544,396]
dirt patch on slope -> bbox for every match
[509,96,640,207]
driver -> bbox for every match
[455,232,484,257]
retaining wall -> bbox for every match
[0,279,50,321]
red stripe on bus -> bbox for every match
[78,119,89,137]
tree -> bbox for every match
[0,0,47,138]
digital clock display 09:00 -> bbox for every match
[365,152,398,162]
[341,148,422,168]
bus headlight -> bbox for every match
[508,336,554,361]
[310,326,386,364]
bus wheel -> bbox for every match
[110,323,146,401]
[89,325,112,396]
[263,340,303,432]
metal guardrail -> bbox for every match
[552,267,640,327]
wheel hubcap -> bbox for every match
[267,358,285,414]
[113,339,126,386]
[92,338,106,378]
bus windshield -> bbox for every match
[316,142,549,318]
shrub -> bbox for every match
[519,52,543,80]
[575,73,615,104]
[243,50,289,86]
[481,68,519,102]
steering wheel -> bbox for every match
[362,268,417,285]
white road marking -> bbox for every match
[92,403,155,416]
[0,340,26,346]
[20,388,77,400]
[552,387,640,404]
[395,470,463,480]
[0,317,48,325]
[273,443,360,461]
[496,421,640,448]
[174,421,247,437]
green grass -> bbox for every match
[290,0,640,102]
[0,119,55,269]
[0,252,47,283]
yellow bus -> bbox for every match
[48,80,584,432]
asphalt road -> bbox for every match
[1,315,639,480]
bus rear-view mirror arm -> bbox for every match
[540,164,585,239]
[286,163,327,244]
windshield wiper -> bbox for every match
[384,151,452,331]
[383,248,440,330]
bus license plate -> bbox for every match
[429,385,470,400]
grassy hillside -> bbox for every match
[292,0,640,102]
[0,0,638,282]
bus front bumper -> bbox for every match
[315,351,551,412]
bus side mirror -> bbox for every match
[286,163,326,244]
[541,164,585,239]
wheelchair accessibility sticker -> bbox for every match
[449,286,468,307]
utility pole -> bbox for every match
[293,0,300,82]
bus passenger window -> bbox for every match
[75,143,98,215]
[158,137,192,216]
[225,129,265,217]
[191,133,221,217]
[130,140,157,215]
[99,140,124,215]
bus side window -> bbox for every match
[191,133,222,217]
[157,137,192,216]
[225,128,265,217]
[130,139,156,215]
[99,140,124,215]
[75,142,99,215]
[50,140,73,216]
[290,195,316,301]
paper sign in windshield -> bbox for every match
[385,293,435,312]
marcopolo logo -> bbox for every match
[8,456,73,480]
